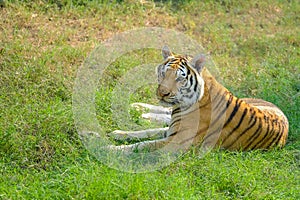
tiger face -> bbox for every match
[156,46,206,108]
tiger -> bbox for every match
[107,46,289,153]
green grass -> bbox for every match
[0,0,299,199]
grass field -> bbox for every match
[0,0,299,199]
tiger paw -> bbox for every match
[131,102,152,112]
[141,113,171,124]
[107,130,131,141]
[131,102,172,114]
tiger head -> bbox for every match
[156,46,206,108]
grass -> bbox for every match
[0,0,299,199]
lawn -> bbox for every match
[0,0,299,199]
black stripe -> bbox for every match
[268,130,282,148]
[278,123,286,145]
[163,131,168,138]
[182,88,191,94]
[209,94,233,128]
[168,131,177,137]
[224,98,242,127]
[272,122,284,147]
[187,67,191,76]
[193,75,198,92]
[248,108,255,124]
[200,96,233,143]
[203,96,235,143]
[169,117,181,128]
[178,65,185,72]
[172,101,191,115]
[277,121,282,139]
[202,127,222,143]
[265,122,285,148]
[205,96,236,142]
[183,93,194,99]
[212,89,227,111]
[253,117,276,149]
[250,115,272,149]
[179,135,197,145]
[244,117,262,150]
[222,108,248,145]
[189,74,193,86]
[281,123,285,137]
[225,115,258,149]
[172,107,181,115]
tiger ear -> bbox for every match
[162,46,173,59]
[190,54,206,73]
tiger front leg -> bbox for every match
[108,127,168,141]
[106,134,193,154]
[106,137,173,154]
[131,102,172,125]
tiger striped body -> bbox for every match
[108,46,288,153]
[166,67,288,150]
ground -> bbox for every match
[0,0,299,199]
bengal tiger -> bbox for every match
[107,46,289,153]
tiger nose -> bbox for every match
[157,87,171,97]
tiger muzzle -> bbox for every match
[156,85,173,100]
